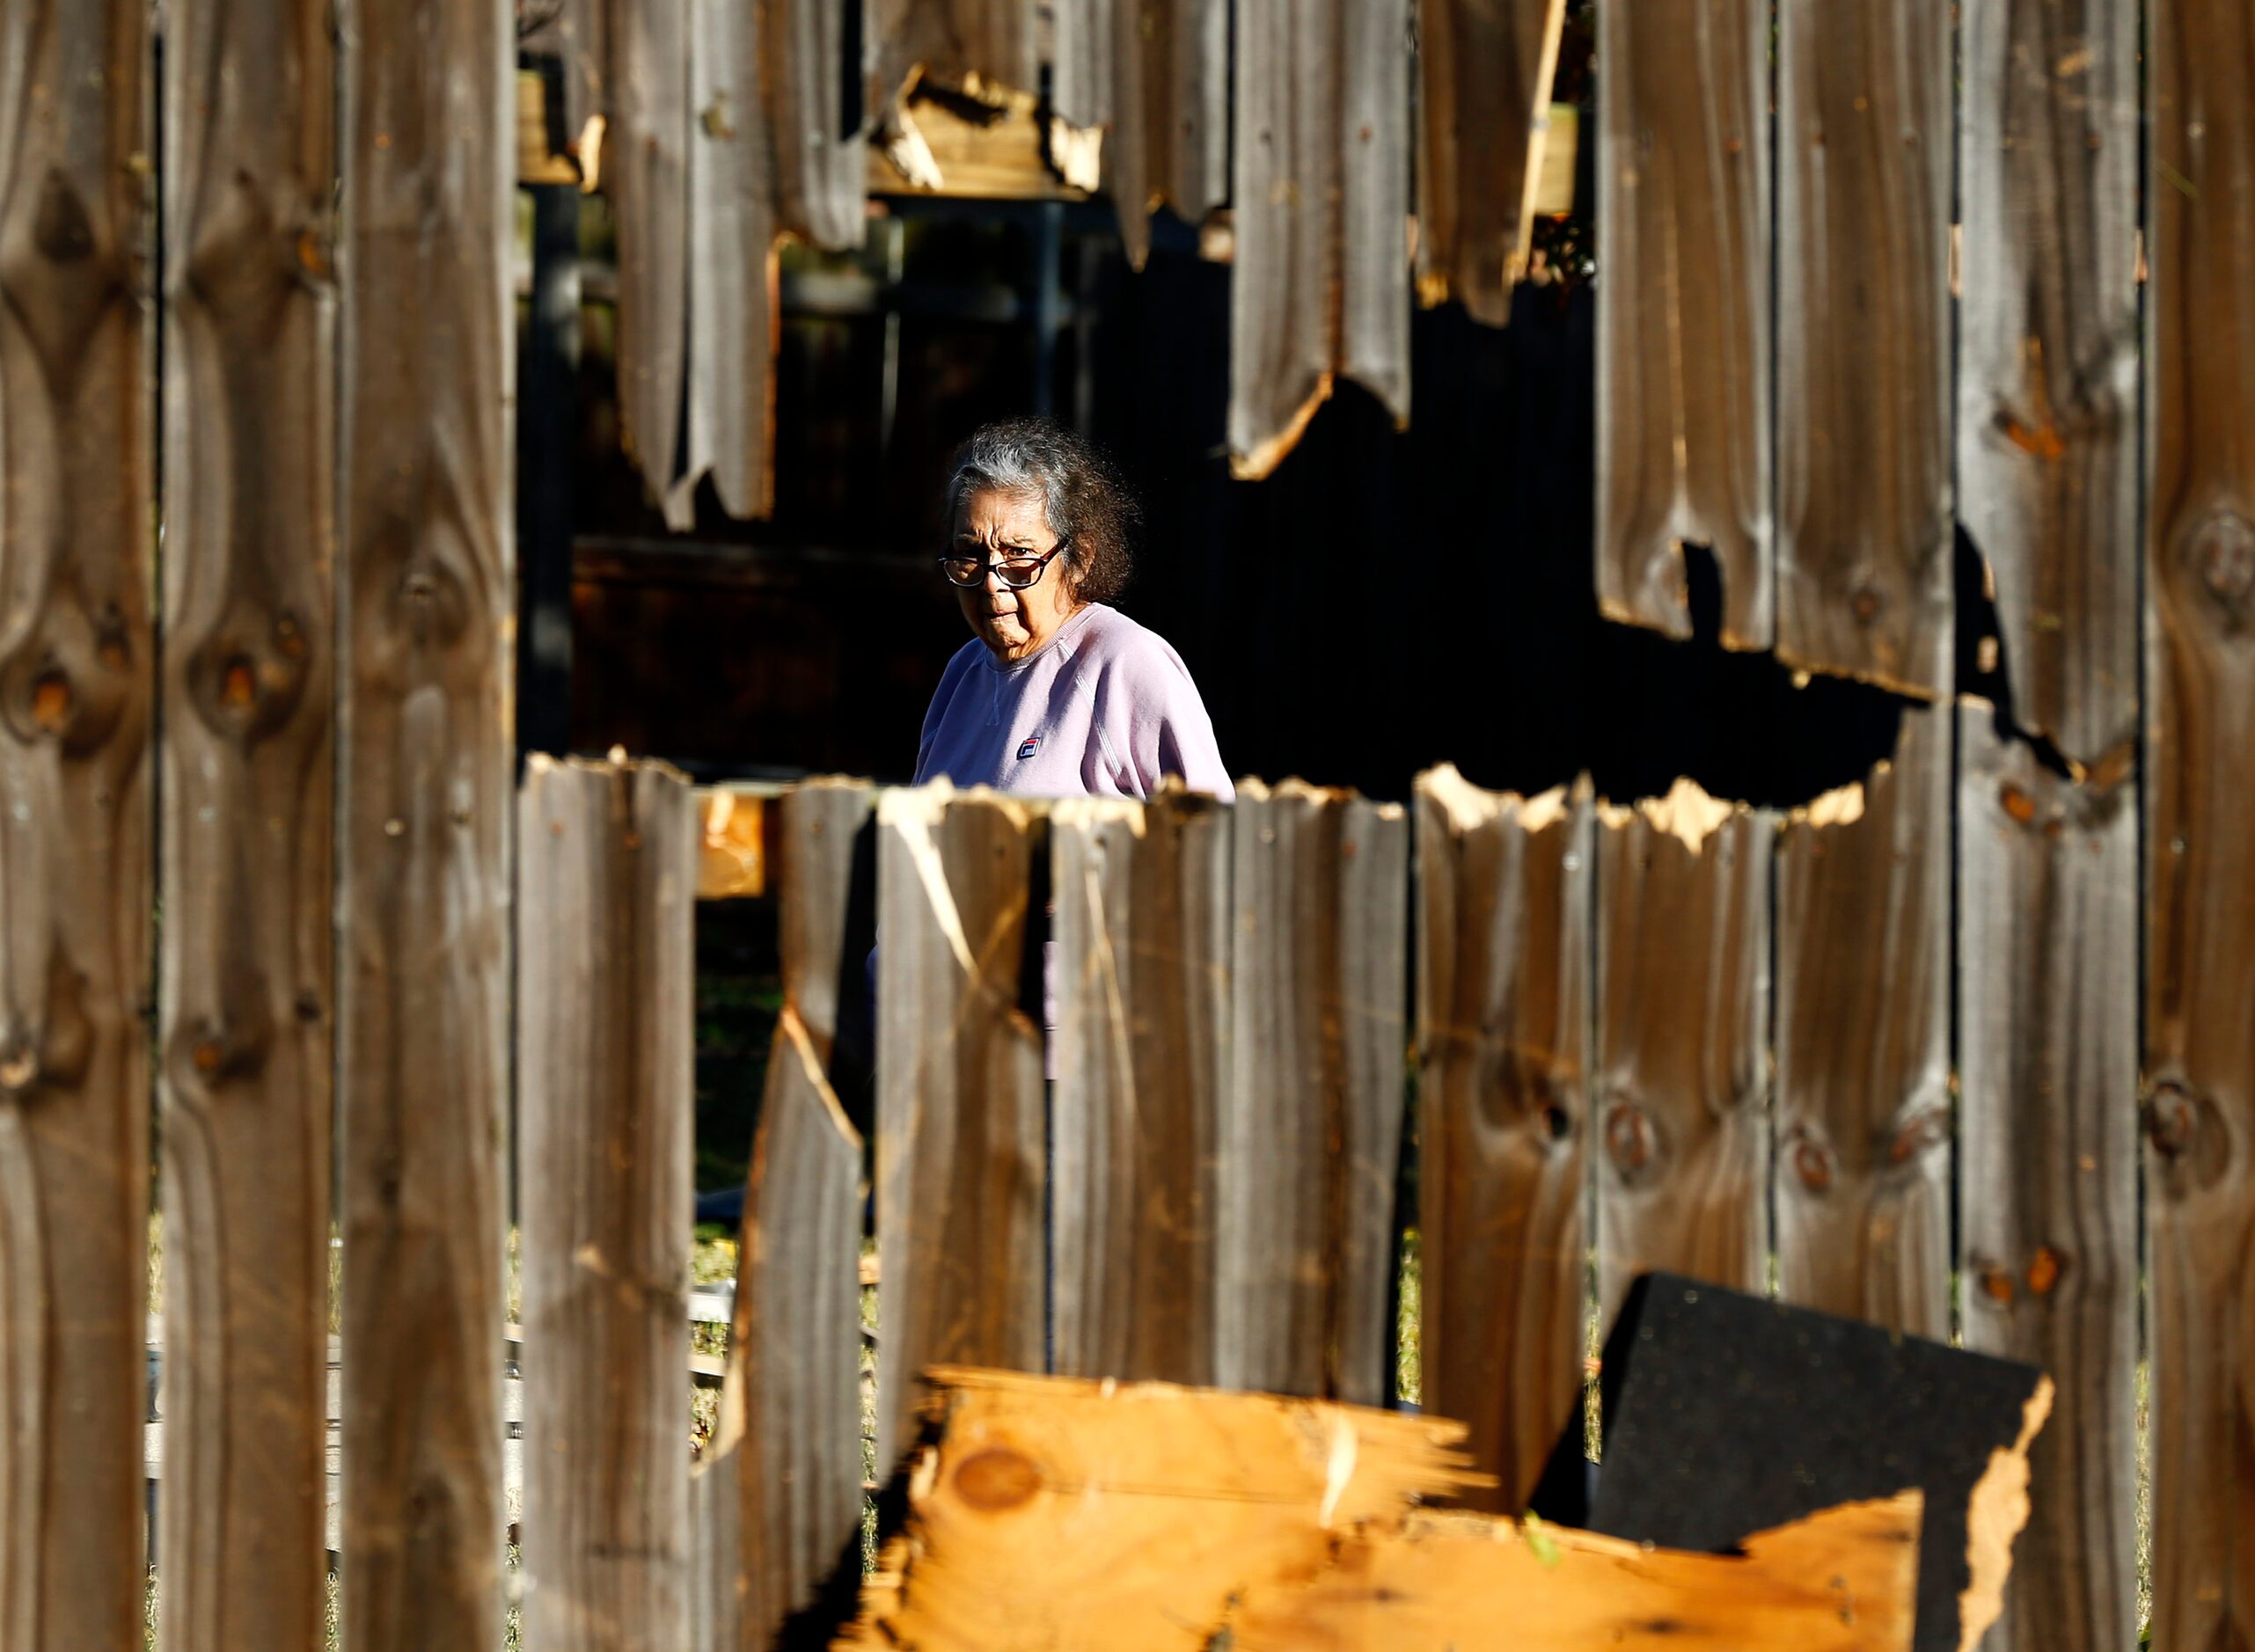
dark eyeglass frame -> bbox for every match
[935,543,1069,590]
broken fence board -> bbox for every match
[1775,0,1953,695]
[769,0,866,252]
[337,0,515,1638]
[0,4,153,1648]
[1050,788,1231,1385]
[518,758,694,1652]
[609,0,691,517]
[1594,784,1770,1327]
[1957,711,2138,1652]
[875,784,1046,1472]
[1054,0,1228,267]
[1413,767,1592,1513]
[1594,0,1771,647]
[1218,781,1408,1404]
[1228,0,1412,479]
[157,0,336,1645]
[1415,0,1569,326]
[869,0,1040,110]
[1773,711,1951,1340]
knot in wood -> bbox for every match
[952,1445,1042,1511]
[1997,781,2038,825]
[1885,1108,1950,1168]
[1851,586,1884,625]
[1790,1135,1834,1194]
[2024,1245,2065,1297]
[1976,1264,2015,1305]
[1603,1100,1658,1178]
[2143,1081,2198,1159]
[0,1033,39,1097]
[2190,508,2255,612]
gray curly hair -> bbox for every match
[943,417,1139,606]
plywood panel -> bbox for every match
[157,1,334,1644]
[1595,0,1770,647]
[1415,767,1591,1512]
[1773,713,1951,1339]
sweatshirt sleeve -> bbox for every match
[1096,632,1234,801]
[912,645,972,784]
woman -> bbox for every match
[913,418,1232,802]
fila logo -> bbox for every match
[1016,735,1041,761]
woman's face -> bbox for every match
[952,486,1079,663]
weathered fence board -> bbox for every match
[1958,713,2138,1652]
[1595,0,1770,646]
[157,0,335,1645]
[1775,0,1952,695]
[1051,789,1231,1384]
[1217,781,1408,1403]
[0,4,152,1647]
[1416,0,1568,325]
[519,757,694,1651]
[1228,0,1412,479]
[869,0,1039,106]
[1958,0,2139,769]
[610,0,690,518]
[875,784,1046,1470]
[1414,767,1591,1511]
[1594,784,1770,1325]
[769,0,866,252]
[1053,0,1227,267]
[1773,713,1951,1339]
[2145,0,2255,1641]
[337,0,514,1639]
[697,778,869,1652]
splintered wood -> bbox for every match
[608,0,691,515]
[1414,767,1592,1510]
[839,1368,1921,1651]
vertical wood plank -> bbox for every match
[1228,0,1412,480]
[608,0,689,519]
[1414,767,1591,1512]
[0,4,151,1647]
[1217,781,1408,1404]
[519,757,694,1652]
[1775,0,1953,695]
[697,778,870,1652]
[1595,0,1770,647]
[337,0,514,1638]
[875,783,1045,1473]
[2145,0,2255,1641]
[1051,788,1231,1385]
[1593,784,1770,1326]
[1773,713,1951,1339]
[1054,0,1228,268]
[1958,713,2137,1652]
[869,0,1040,106]
[768,0,866,252]
[157,0,335,1644]
[1415,0,1568,326]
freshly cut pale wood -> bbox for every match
[157,2,335,1646]
[1416,0,1569,325]
[868,75,1095,199]
[1958,0,2138,769]
[1775,0,1953,695]
[1219,781,1409,1403]
[1596,0,1770,646]
[1050,787,1231,1385]
[336,0,514,1640]
[609,0,690,516]
[875,784,1046,1473]
[698,786,779,898]
[1774,713,1951,1339]
[1414,766,1591,1510]
[2146,4,2255,1642]
[1594,782,1770,1325]
[518,757,694,1652]
[0,4,152,1647]
[1958,711,2137,1652]
[1229,0,1412,479]
[1053,0,1228,267]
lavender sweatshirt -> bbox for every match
[912,603,1233,802]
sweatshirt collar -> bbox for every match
[981,602,1101,675]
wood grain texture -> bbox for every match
[1773,713,1951,1339]
[1414,767,1591,1512]
[1957,711,2137,1652]
[1775,0,1953,696]
[0,4,151,1647]
[336,0,514,1639]
[1593,784,1770,1327]
[608,0,689,517]
[1958,0,2139,769]
[875,783,1045,1473]
[1415,0,1568,325]
[521,0,607,156]
[699,778,869,1652]
[768,0,865,251]
[1050,788,1231,1385]
[1228,0,1412,479]
[1217,781,1408,1404]
[157,1,335,1645]
[1053,0,1228,267]
[1595,0,1770,646]
[2145,2,2255,1640]
[518,757,694,1652]
[869,0,1039,106]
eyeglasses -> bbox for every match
[935,544,1068,589]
